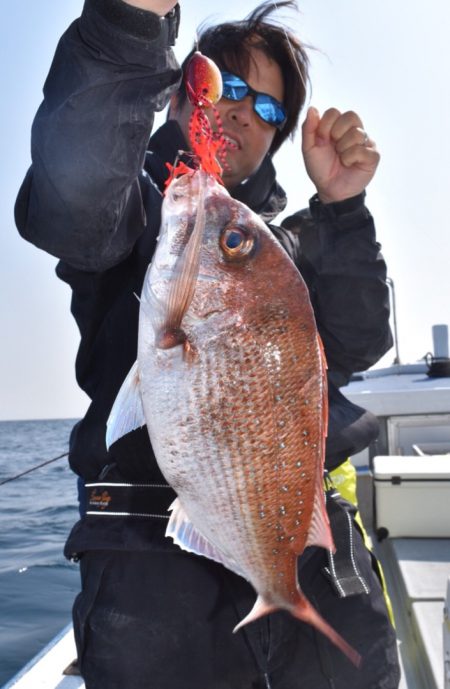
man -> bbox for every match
[15,0,400,687]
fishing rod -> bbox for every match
[0,451,69,486]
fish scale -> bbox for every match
[148,300,322,580]
[107,170,360,666]
[189,339,270,570]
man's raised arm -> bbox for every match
[15,0,181,271]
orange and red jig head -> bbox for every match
[184,51,229,183]
[185,51,222,109]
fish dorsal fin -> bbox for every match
[305,488,334,551]
[106,361,146,449]
[166,498,245,579]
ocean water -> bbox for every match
[0,419,81,686]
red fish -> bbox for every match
[107,169,360,667]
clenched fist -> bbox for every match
[302,107,380,204]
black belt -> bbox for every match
[323,488,370,597]
[85,482,176,519]
[85,479,370,598]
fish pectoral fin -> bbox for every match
[233,596,278,633]
[304,488,335,551]
[106,361,146,449]
[166,498,245,578]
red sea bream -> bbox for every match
[107,169,360,665]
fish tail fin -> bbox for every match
[233,592,360,667]
[291,594,361,668]
[232,595,277,634]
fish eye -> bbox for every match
[220,226,255,260]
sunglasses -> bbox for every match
[220,71,287,129]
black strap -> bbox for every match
[323,490,370,598]
[85,477,370,599]
[85,482,176,519]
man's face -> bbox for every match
[173,47,284,190]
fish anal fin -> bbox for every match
[305,488,335,552]
[106,361,146,449]
[233,595,278,633]
[166,498,245,578]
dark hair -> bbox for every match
[176,1,310,154]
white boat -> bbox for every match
[1,625,83,689]
[3,326,450,689]
[341,347,450,689]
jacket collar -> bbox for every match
[147,120,287,223]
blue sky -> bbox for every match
[2,0,449,420]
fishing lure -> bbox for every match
[166,51,229,185]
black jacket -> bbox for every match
[15,0,392,553]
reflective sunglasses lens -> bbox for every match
[221,73,248,101]
[220,72,286,128]
[254,96,286,127]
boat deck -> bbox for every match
[375,537,450,689]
